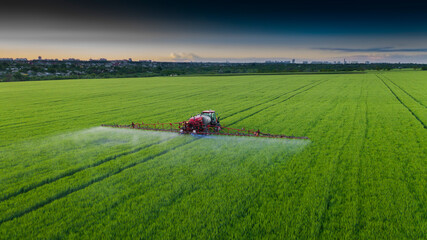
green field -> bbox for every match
[0,71,426,239]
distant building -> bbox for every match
[266,60,290,64]
[365,61,370,64]
[302,61,308,64]
[63,58,80,61]
[292,59,295,64]
[311,61,329,64]
[38,56,42,60]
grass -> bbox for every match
[0,72,426,239]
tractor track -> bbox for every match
[0,137,176,203]
[292,78,363,237]
[0,138,199,225]
[316,121,354,238]
[301,100,340,136]
[227,79,328,127]
[316,86,363,238]
[222,80,322,121]
[377,75,426,129]
[379,76,427,224]
[354,79,369,238]
[381,75,426,108]
[300,86,343,137]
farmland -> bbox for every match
[0,71,426,239]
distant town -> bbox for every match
[1,57,426,82]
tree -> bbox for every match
[13,72,24,81]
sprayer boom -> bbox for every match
[102,110,308,139]
[101,123,308,139]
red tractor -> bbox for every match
[181,110,221,134]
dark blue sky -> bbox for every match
[1,0,426,62]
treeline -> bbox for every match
[1,61,427,82]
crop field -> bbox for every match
[0,71,426,239]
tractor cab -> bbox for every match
[201,110,220,125]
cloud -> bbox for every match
[314,47,427,52]
[169,52,201,61]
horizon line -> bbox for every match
[1,57,426,64]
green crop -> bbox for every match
[0,72,425,239]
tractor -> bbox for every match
[181,110,221,134]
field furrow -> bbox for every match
[221,78,321,121]
[377,74,427,129]
[382,75,427,108]
[227,79,328,127]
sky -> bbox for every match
[1,0,427,63]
